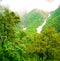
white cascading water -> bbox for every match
[37,13,50,33]
[23,27,27,30]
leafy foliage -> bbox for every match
[0,6,20,41]
[0,6,60,61]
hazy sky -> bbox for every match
[0,0,60,12]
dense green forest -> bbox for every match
[0,6,60,61]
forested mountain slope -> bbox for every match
[42,6,60,33]
[24,9,48,34]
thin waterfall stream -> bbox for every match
[37,13,50,33]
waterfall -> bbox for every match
[37,13,50,33]
[23,27,27,30]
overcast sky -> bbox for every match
[0,0,60,12]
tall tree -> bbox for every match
[0,6,20,41]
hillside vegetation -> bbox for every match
[42,7,60,32]
[24,9,48,34]
[0,6,60,61]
